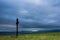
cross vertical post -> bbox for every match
[16,18,19,38]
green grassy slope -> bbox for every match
[0,32,60,40]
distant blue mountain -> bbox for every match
[0,29,60,35]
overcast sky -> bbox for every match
[0,0,60,31]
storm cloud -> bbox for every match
[0,0,60,31]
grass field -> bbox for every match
[0,32,60,40]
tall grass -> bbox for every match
[0,32,60,40]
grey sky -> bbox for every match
[0,0,60,31]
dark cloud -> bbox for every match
[0,0,60,31]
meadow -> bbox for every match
[0,32,60,40]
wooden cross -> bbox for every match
[16,18,19,38]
